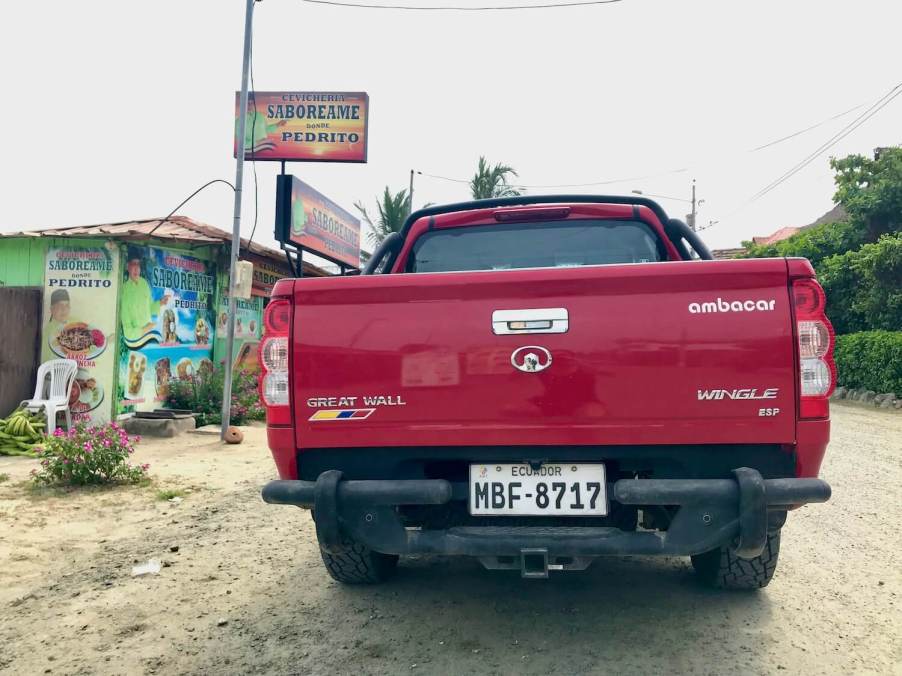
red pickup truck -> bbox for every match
[260,195,833,589]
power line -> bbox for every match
[300,0,622,10]
[415,96,874,192]
[418,167,689,190]
[748,102,866,152]
[146,179,237,237]
[746,82,902,204]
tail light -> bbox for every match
[259,298,291,425]
[792,279,835,418]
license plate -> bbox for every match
[469,463,607,516]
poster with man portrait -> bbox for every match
[117,245,216,413]
[41,245,120,425]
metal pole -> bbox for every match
[408,169,415,217]
[220,0,255,440]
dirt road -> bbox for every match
[1,405,900,676]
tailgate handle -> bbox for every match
[492,308,568,335]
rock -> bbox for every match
[224,427,244,445]
[879,396,896,409]
[873,394,887,405]
[169,545,180,553]
[861,390,877,403]
[832,387,847,400]
[217,618,228,627]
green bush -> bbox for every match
[740,219,867,267]
[31,423,148,486]
[165,363,265,427]
[834,331,902,395]
[819,233,902,334]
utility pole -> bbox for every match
[220,0,255,440]
[688,179,697,232]
[408,169,415,218]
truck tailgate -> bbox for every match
[291,258,796,448]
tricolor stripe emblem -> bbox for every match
[309,408,375,421]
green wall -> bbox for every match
[0,238,49,287]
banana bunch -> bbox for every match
[0,408,46,457]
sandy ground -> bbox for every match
[0,404,900,676]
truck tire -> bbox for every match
[319,539,399,585]
[691,530,781,590]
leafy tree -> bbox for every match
[831,147,902,240]
[740,148,902,264]
[469,156,521,200]
[355,187,411,261]
[739,219,867,267]
[819,233,902,334]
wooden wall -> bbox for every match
[0,287,42,416]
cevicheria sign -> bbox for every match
[235,91,369,163]
[275,175,361,268]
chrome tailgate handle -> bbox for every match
[492,308,569,335]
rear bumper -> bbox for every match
[262,468,830,560]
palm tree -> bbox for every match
[355,187,411,262]
[469,156,522,200]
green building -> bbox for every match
[0,216,325,424]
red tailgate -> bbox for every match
[291,258,796,449]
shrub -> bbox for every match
[166,363,264,427]
[819,233,902,334]
[740,219,867,267]
[834,331,902,396]
[31,423,148,486]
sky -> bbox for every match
[1,0,900,261]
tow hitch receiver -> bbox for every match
[521,549,550,579]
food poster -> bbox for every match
[41,245,120,425]
[214,280,263,374]
[117,245,216,413]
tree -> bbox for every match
[819,233,902,334]
[355,187,410,261]
[469,156,521,200]
[831,147,902,241]
[739,219,867,267]
[739,148,902,265]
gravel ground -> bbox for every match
[0,404,899,676]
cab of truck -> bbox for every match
[260,195,833,588]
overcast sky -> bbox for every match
[2,0,899,258]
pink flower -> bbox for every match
[52,428,63,437]
[140,463,150,471]
[84,442,93,453]
[103,439,111,448]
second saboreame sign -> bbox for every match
[235,91,369,163]
[276,176,361,269]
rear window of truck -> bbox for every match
[406,219,666,273]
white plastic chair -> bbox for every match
[20,359,78,434]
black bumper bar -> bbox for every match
[262,469,830,560]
